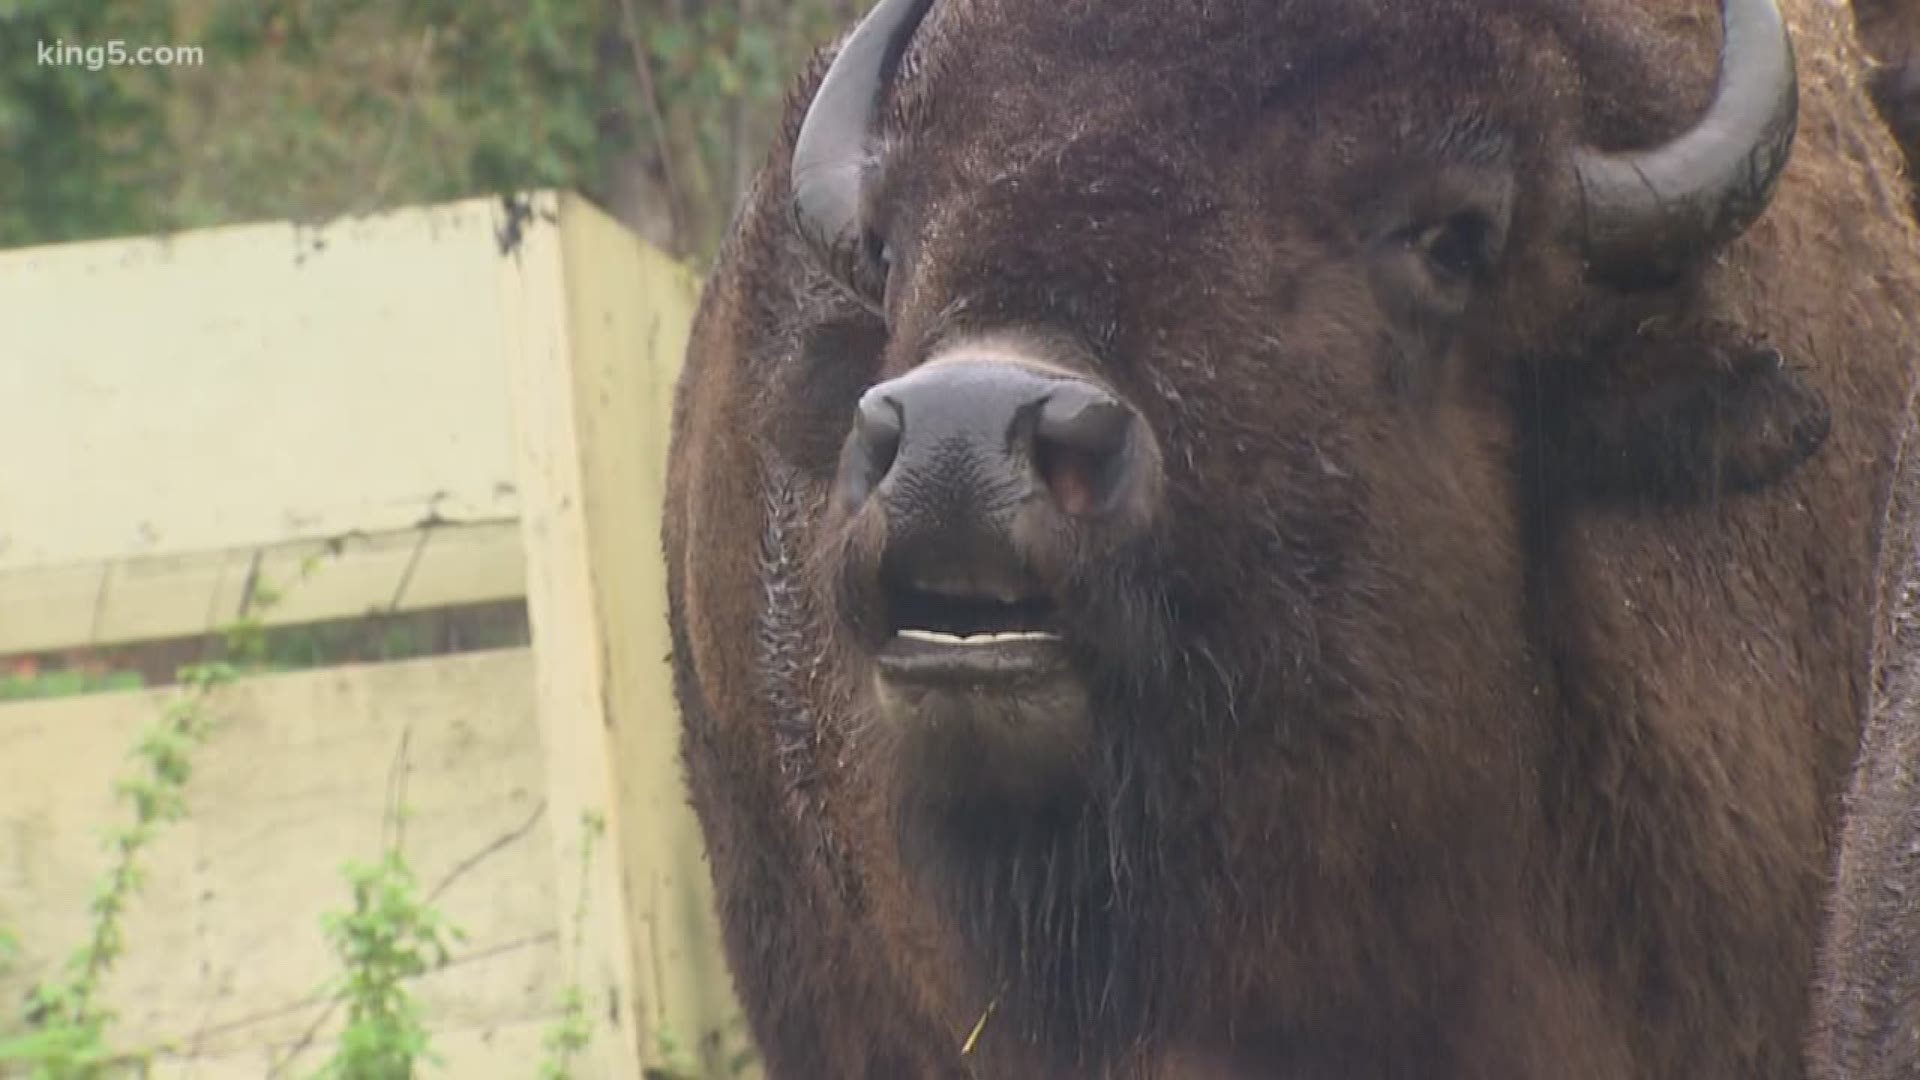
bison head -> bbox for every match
[716,0,1859,1067]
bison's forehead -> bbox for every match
[834,0,1740,361]
[882,0,1715,191]
[858,0,1552,353]
[904,0,1522,84]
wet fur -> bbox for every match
[666,0,1920,1076]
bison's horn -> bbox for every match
[792,0,934,268]
[1573,0,1798,284]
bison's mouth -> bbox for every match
[877,573,1068,685]
[870,564,1092,802]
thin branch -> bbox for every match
[264,994,333,1078]
[729,0,761,207]
[383,727,412,858]
[436,930,560,970]
[260,930,561,1078]
[360,26,439,215]
[261,796,551,1079]
[428,799,548,903]
[618,0,690,245]
[205,989,334,1049]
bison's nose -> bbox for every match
[837,359,1146,522]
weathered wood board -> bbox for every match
[504,192,752,1079]
[0,197,528,657]
[0,649,562,1076]
[0,201,522,569]
[0,521,526,658]
[0,191,748,1078]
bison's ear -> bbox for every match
[1555,325,1832,504]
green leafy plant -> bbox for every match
[535,812,604,1080]
[645,1025,704,1080]
[306,713,463,1080]
[0,661,242,1077]
[312,849,463,1080]
[0,668,145,703]
[642,1020,758,1080]
[3,0,866,262]
[0,559,320,1078]
[0,0,178,247]
[538,810,757,1080]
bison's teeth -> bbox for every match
[895,629,1061,645]
[897,629,966,644]
[963,631,1060,644]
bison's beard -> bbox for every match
[760,468,1262,1063]
[879,552,1267,1066]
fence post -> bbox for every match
[502,192,748,1079]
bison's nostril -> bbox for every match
[1036,443,1105,517]
[1039,384,1130,456]
[840,388,904,508]
[856,389,904,465]
[836,359,1154,525]
[1036,385,1131,517]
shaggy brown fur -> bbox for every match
[1856,0,1920,204]
[665,0,1920,1076]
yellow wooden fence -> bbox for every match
[0,193,748,1078]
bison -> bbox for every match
[663,0,1920,1075]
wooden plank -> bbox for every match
[0,197,521,575]
[146,1016,560,1079]
[0,649,562,1073]
[552,195,749,1073]
[504,192,749,1079]
[499,192,651,1080]
[0,520,526,656]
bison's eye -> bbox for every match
[850,227,893,311]
[1408,211,1496,283]
[1372,202,1508,329]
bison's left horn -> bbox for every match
[1573,0,1798,284]
[791,0,934,271]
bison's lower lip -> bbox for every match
[877,630,1068,686]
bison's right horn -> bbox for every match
[791,0,934,277]
[1572,0,1798,286]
